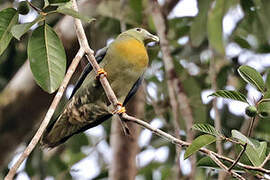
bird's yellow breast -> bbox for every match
[112,37,149,69]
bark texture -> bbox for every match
[109,87,144,180]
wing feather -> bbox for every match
[69,47,108,99]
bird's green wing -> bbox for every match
[69,47,108,99]
[123,75,144,106]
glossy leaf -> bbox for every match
[28,24,66,93]
[231,130,258,148]
[192,123,222,137]
[209,90,248,103]
[184,134,216,159]
[244,141,267,166]
[238,65,265,93]
[0,8,18,55]
[11,15,43,40]
[56,7,95,23]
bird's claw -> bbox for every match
[96,68,107,79]
[113,102,126,115]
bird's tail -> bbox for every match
[40,113,82,148]
[41,113,112,148]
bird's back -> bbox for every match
[41,34,149,148]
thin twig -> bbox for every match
[223,137,244,146]
[5,1,269,180]
[228,116,256,171]
[72,0,120,109]
[121,114,267,178]
[5,48,85,180]
[228,143,247,171]
[208,153,246,180]
[247,117,255,137]
[260,153,270,168]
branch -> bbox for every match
[121,114,270,178]
[261,153,270,168]
[0,0,103,167]
[229,116,256,171]
[5,0,136,178]
[5,1,270,180]
[208,153,245,180]
[5,48,85,180]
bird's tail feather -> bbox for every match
[40,114,112,148]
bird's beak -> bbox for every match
[145,32,160,44]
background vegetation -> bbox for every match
[1,0,270,179]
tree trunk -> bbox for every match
[109,87,145,180]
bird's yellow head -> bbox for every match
[121,28,159,45]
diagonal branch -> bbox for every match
[5,1,270,180]
[122,114,245,179]
[5,48,85,180]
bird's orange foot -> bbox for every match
[96,68,107,79]
[113,102,126,115]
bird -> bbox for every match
[41,28,159,148]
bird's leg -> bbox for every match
[113,102,130,135]
[96,68,107,79]
[113,102,126,114]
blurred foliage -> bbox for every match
[2,0,270,179]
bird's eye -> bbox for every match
[136,28,141,32]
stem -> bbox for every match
[5,48,85,180]
[247,116,255,137]
[228,143,247,171]
[27,0,43,13]
[228,116,256,172]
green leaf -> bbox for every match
[11,15,43,40]
[244,141,267,166]
[238,65,265,93]
[190,0,212,47]
[48,0,70,5]
[231,130,258,148]
[28,24,66,93]
[266,70,270,91]
[184,134,216,159]
[0,8,18,55]
[209,90,248,103]
[234,36,251,49]
[56,7,95,23]
[192,123,222,137]
[207,0,225,55]
[257,101,270,118]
